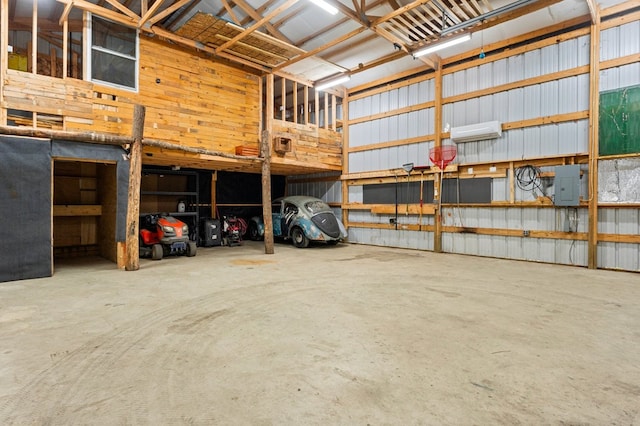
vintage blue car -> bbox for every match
[248,196,347,248]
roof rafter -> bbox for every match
[233,0,293,44]
[215,0,299,55]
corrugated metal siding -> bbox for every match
[597,20,640,271]
[343,22,639,271]
[597,208,640,271]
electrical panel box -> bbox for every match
[554,165,581,206]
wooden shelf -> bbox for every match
[53,205,102,217]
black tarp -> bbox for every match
[0,137,129,283]
[0,136,52,282]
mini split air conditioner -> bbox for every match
[450,120,502,143]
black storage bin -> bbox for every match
[200,218,222,247]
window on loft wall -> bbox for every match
[89,15,138,90]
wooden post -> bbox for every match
[261,129,274,254]
[587,9,601,269]
[263,74,275,254]
[0,0,8,125]
[433,63,443,253]
[211,171,217,218]
[125,104,146,271]
[342,92,350,239]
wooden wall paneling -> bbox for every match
[271,121,342,169]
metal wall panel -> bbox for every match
[342,22,637,271]
[601,21,640,61]
[600,63,640,91]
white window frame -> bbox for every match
[86,12,139,92]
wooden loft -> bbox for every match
[0,1,345,176]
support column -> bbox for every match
[433,63,443,253]
[211,171,217,218]
[588,9,601,269]
[125,105,146,271]
[341,91,350,239]
[262,75,275,254]
[0,0,8,125]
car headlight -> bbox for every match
[162,226,174,233]
[182,225,189,234]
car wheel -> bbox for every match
[291,227,309,248]
[186,241,197,257]
[151,244,163,260]
[249,223,262,241]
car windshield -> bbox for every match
[305,200,331,214]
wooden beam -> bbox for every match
[56,0,138,27]
[263,74,276,254]
[372,0,433,26]
[329,0,365,25]
[211,171,218,218]
[138,0,166,28]
[0,0,8,125]
[103,0,140,20]
[342,92,350,239]
[216,0,299,54]
[260,130,274,254]
[433,65,443,253]
[0,125,133,145]
[232,0,293,44]
[584,0,597,23]
[58,0,74,26]
[125,105,145,272]
[149,26,272,72]
[221,0,241,25]
[587,8,601,269]
[62,19,68,81]
[165,0,198,29]
[148,0,191,25]
[32,0,37,75]
[274,26,367,71]
[348,50,407,77]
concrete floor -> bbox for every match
[0,241,639,425]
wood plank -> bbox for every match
[370,204,436,215]
[53,205,102,216]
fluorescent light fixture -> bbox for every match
[315,74,350,91]
[413,33,472,58]
[309,0,338,15]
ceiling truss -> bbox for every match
[53,0,568,86]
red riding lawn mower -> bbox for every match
[139,214,197,260]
